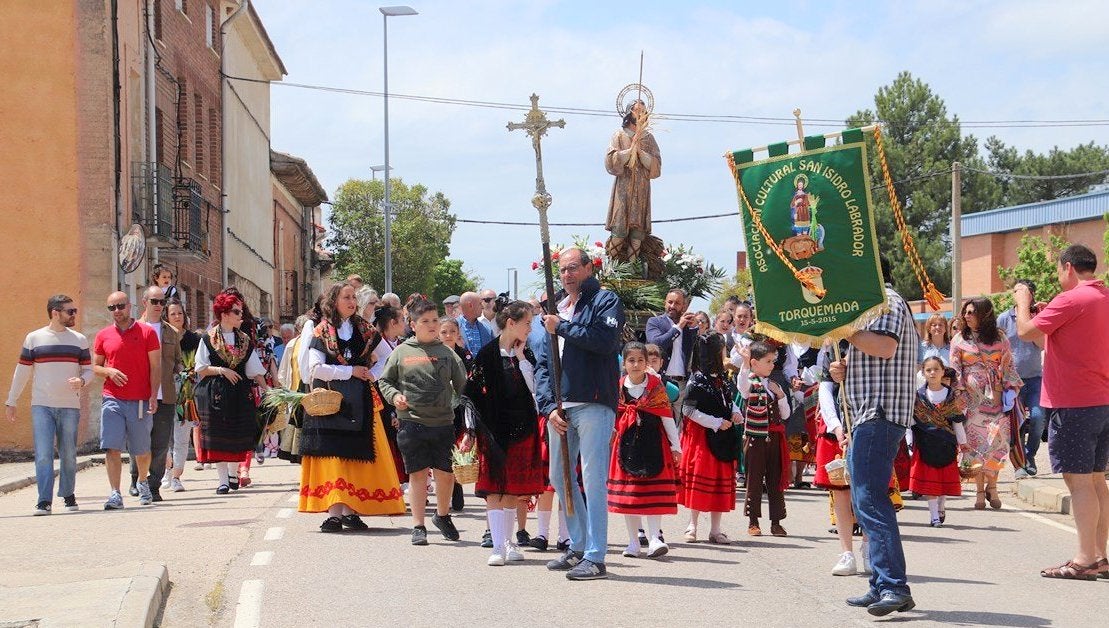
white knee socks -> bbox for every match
[624,515,642,551]
[645,515,663,543]
[537,509,552,539]
[502,509,516,544]
[488,509,506,553]
[927,497,940,520]
[216,462,230,486]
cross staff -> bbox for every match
[507,94,574,515]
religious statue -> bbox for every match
[604,99,662,267]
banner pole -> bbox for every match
[793,108,805,145]
[738,124,880,156]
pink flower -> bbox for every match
[593,258,602,268]
[594,241,603,248]
[696,267,704,274]
[531,261,540,271]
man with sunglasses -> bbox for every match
[6,295,93,515]
[457,292,493,354]
[126,286,181,502]
[478,289,499,334]
[93,291,161,509]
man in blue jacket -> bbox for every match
[534,247,625,580]
[645,288,698,419]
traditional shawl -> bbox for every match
[616,373,673,477]
[617,373,673,422]
[464,341,539,487]
[313,315,379,367]
[207,326,250,369]
[912,385,966,468]
[685,372,742,462]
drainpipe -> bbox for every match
[111,0,123,291]
[220,0,250,286]
[146,0,159,290]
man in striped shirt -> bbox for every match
[5,294,94,515]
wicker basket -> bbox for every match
[302,387,343,417]
[452,462,479,485]
[824,456,849,487]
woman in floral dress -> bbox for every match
[950,297,1022,510]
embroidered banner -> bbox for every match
[727,132,886,345]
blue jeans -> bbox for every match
[849,418,911,597]
[548,403,616,564]
[31,406,80,504]
[1019,376,1046,460]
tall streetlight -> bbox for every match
[506,267,518,300]
[380,5,417,294]
[370,164,391,181]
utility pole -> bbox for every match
[950,161,962,315]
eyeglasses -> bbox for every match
[149,298,166,306]
[107,304,128,312]
[230,308,243,316]
[559,264,583,274]
[481,297,495,302]
[56,307,78,316]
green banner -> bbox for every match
[728,139,886,345]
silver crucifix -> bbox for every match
[507,93,566,243]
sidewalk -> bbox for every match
[1008,447,1073,514]
[0,453,105,495]
[0,562,168,628]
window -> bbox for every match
[208,108,219,183]
[153,0,163,40]
[154,108,165,165]
[177,79,188,163]
[205,4,214,48]
[194,93,204,174]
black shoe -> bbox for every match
[1026,461,1038,476]
[216,484,230,495]
[828,527,839,535]
[556,538,571,552]
[852,524,862,537]
[846,591,881,608]
[910,492,922,501]
[546,549,584,571]
[658,529,665,544]
[431,514,460,541]
[867,592,916,617]
[341,514,369,531]
[320,516,343,533]
[228,479,239,491]
[637,529,649,547]
[481,529,494,548]
[411,525,428,546]
[63,495,79,511]
[33,501,51,516]
[450,483,465,512]
[128,483,139,497]
[566,559,607,580]
[516,529,531,545]
[528,535,549,551]
[150,490,163,503]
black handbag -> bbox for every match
[619,413,664,477]
[706,423,742,463]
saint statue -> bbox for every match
[604,100,661,264]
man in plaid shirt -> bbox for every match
[830,256,920,617]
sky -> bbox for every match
[254,0,1109,305]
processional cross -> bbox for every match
[507,94,573,513]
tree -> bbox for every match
[846,72,997,300]
[431,258,481,304]
[983,139,1109,208]
[709,269,752,313]
[992,232,1070,311]
[327,178,456,298]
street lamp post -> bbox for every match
[380,5,417,294]
[506,267,518,300]
[370,164,391,182]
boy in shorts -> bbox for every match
[378,299,468,546]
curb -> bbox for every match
[0,455,106,495]
[115,562,171,628]
[1012,478,1071,514]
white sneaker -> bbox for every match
[623,542,642,558]
[647,539,669,558]
[160,476,171,490]
[487,551,506,566]
[860,541,871,574]
[505,542,524,562]
[170,478,185,493]
[832,551,857,576]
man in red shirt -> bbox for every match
[93,291,161,509]
[1016,244,1109,580]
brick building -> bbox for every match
[271,151,329,324]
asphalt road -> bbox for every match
[1,458,1104,627]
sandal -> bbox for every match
[683,527,697,543]
[1040,560,1099,581]
[986,486,1002,510]
[1096,558,1109,580]
[707,531,732,545]
[239,475,252,488]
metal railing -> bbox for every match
[131,162,210,255]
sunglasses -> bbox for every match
[149,298,166,306]
[56,307,78,316]
[107,303,128,312]
[481,297,495,302]
[230,308,243,316]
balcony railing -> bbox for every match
[131,162,210,256]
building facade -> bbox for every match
[271,150,329,323]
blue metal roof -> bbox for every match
[961,189,1109,237]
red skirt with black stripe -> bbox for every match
[475,433,546,497]
[679,422,737,513]
[908,450,962,497]
[607,416,679,515]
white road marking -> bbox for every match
[1003,503,1078,534]
[233,579,264,628]
[277,508,293,519]
[250,551,274,566]
[264,527,285,541]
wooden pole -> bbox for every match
[735,124,880,156]
[793,108,805,145]
[951,161,962,316]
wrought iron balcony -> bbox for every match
[131,162,210,257]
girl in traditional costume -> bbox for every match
[300,282,405,532]
[462,301,545,566]
[680,333,741,544]
[608,342,680,558]
[194,290,269,495]
[910,358,967,526]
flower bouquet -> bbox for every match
[451,446,479,485]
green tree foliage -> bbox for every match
[328,178,456,298]
[991,233,1070,312]
[431,258,481,304]
[709,269,753,313]
[982,140,1109,208]
[846,71,995,300]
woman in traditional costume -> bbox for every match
[194,290,269,494]
[300,282,405,532]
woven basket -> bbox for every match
[824,456,849,487]
[452,462,479,485]
[302,388,343,417]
